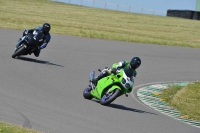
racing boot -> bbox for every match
[90,69,110,85]
[33,48,41,57]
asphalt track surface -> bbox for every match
[0,29,200,133]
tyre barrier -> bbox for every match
[167,10,200,20]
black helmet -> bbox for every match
[42,23,51,34]
[130,57,141,70]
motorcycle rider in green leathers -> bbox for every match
[91,56,141,92]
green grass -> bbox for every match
[160,85,183,104]
[1,0,200,48]
[0,121,42,133]
[161,82,200,121]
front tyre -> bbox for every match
[12,46,26,58]
[83,87,93,100]
[100,89,121,106]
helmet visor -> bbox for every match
[43,28,49,33]
[130,63,139,70]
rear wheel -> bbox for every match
[12,45,26,58]
[100,89,121,106]
[83,87,93,100]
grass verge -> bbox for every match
[0,0,200,48]
[161,82,200,121]
[0,121,42,133]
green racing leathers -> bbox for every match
[92,60,137,89]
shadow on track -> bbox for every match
[16,56,64,67]
[92,99,156,115]
[108,103,157,115]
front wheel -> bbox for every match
[83,87,93,100]
[12,46,26,58]
[100,89,121,106]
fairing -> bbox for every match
[90,69,134,100]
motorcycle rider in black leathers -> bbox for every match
[16,23,51,57]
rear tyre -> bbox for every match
[100,89,121,106]
[83,87,93,100]
[12,46,26,58]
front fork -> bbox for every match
[89,82,95,90]
[16,36,27,48]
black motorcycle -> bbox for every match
[12,30,44,58]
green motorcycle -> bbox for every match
[83,68,134,106]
